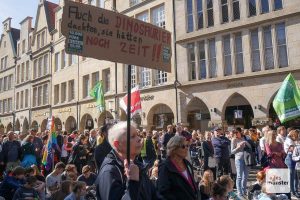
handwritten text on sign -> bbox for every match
[61,1,172,72]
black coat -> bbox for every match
[202,141,214,170]
[95,150,157,200]
[157,158,200,200]
[94,138,112,170]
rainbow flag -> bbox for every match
[42,116,57,170]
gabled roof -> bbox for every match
[44,1,59,32]
[10,28,20,52]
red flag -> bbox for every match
[120,86,142,117]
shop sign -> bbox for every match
[87,104,96,108]
[58,108,72,113]
[35,112,49,118]
[227,82,243,88]
[141,95,154,101]
[61,1,172,72]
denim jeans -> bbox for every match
[235,158,250,195]
[285,153,298,193]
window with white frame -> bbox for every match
[263,26,274,69]
[198,41,207,79]
[22,40,25,54]
[17,65,20,84]
[130,65,136,88]
[16,92,19,110]
[0,78,2,92]
[276,22,288,68]
[92,72,100,88]
[3,99,7,113]
[249,0,257,16]
[140,67,151,88]
[25,89,28,108]
[33,60,37,79]
[61,82,67,103]
[155,70,167,85]
[26,61,29,81]
[188,43,196,80]
[55,52,60,72]
[137,12,148,22]
[0,100,2,113]
[208,39,217,78]
[54,85,59,104]
[44,54,48,75]
[8,98,12,112]
[38,86,42,106]
[207,0,214,27]
[103,69,111,92]
[71,54,77,65]
[186,0,194,32]
[234,32,244,74]
[41,31,45,47]
[61,50,66,69]
[221,0,229,23]
[33,88,37,107]
[232,0,240,20]
[274,0,283,10]
[261,0,269,14]
[3,77,7,91]
[43,84,48,105]
[223,35,232,76]
[9,75,13,89]
[68,80,75,101]
[38,57,43,77]
[197,0,204,29]
[152,5,165,29]
[130,0,141,7]
[20,91,24,109]
[251,29,261,72]
[21,63,25,82]
[83,75,90,98]
[37,34,40,49]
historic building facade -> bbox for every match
[14,17,34,134]
[0,18,19,134]
[175,0,300,130]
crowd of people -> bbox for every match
[0,121,298,200]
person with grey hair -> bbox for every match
[2,131,21,172]
[95,121,157,200]
[157,135,200,200]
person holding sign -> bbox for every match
[95,121,157,200]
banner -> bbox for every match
[90,81,106,112]
[273,73,300,123]
[61,1,172,72]
[120,86,142,117]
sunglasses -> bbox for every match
[180,144,189,149]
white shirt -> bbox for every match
[61,144,68,158]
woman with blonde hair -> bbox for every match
[265,130,286,168]
[199,169,214,200]
[157,135,199,200]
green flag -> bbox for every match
[273,73,300,123]
[90,81,105,112]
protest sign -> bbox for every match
[61,0,172,72]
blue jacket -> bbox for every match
[0,175,25,200]
[95,150,157,200]
[212,136,231,158]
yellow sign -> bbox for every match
[58,108,71,113]
[62,1,172,72]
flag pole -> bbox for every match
[126,65,131,165]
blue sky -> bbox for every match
[0,0,59,34]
